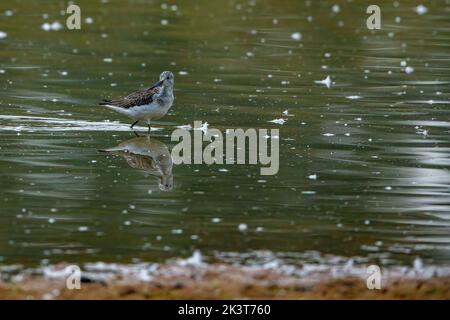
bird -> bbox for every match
[99,135,173,191]
[99,71,174,131]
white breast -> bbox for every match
[128,102,169,121]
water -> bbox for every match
[0,0,449,270]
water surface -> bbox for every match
[0,0,449,269]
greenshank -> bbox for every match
[100,71,174,130]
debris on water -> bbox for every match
[315,75,332,88]
[85,17,94,24]
[103,57,113,63]
[322,133,335,137]
[405,66,414,74]
[41,21,63,31]
[290,32,302,41]
[416,128,428,136]
[0,31,7,39]
[78,226,89,232]
[171,229,183,235]
[302,191,316,195]
[161,19,169,26]
[331,4,340,13]
[178,71,188,75]
[346,95,362,100]
[385,186,392,190]
[415,5,428,15]
[212,218,222,223]
[218,168,228,172]
[308,174,317,180]
[269,118,286,125]
[238,223,248,232]
[282,110,294,117]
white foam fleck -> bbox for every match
[290,32,302,41]
[238,223,248,232]
[415,5,428,15]
[269,118,286,125]
[405,66,414,74]
[315,75,332,88]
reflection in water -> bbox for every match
[100,135,173,191]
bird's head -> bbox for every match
[160,71,174,87]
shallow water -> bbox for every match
[0,0,449,270]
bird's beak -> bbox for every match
[150,79,164,89]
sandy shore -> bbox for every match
[1,262,449,299]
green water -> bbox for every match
[0,0,449,269]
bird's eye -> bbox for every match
[166,76,170,80]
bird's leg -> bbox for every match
[147,120,151,132]
[130,120,139,129]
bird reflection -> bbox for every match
[100,134,173,191]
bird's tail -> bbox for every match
[99,99,112,106]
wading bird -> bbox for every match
[99,71,174,131]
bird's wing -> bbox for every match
[100,86,161,109]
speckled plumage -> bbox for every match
[100,71,174,130]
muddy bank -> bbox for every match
[1,262,449,299]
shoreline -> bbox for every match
[1,258,449,299]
